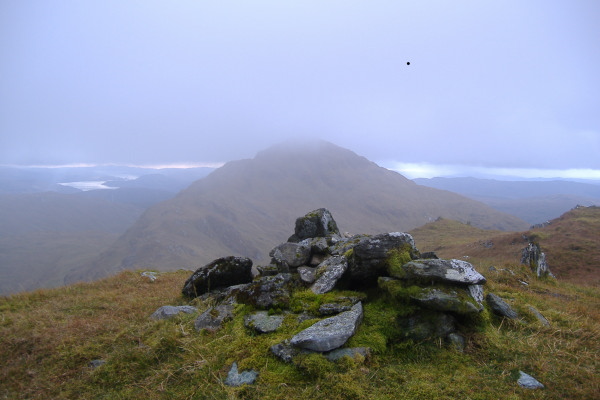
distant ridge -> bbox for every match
[75,141,528,282]
[414,177,600,224]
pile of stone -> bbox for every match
[150,208,545,387]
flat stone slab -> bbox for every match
[290,302,363,352]
[400,259,486,285]
[244,311,285,333]
[150,305,198,320]
[224,362,258,387]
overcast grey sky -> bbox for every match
[1,1,599,178]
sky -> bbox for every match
[1,1,599,179]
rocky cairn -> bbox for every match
[173,208,527,385]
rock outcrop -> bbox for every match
[521,243,554,278]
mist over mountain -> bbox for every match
[78,141,528,282]
[414,177,600,224]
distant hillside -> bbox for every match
[410,206,600,286]
[0,192,143,236]
[414,177,600,224]
[80,141,528,282]
[0,192,146,295]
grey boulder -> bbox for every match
[182,256,253,298]
[288,208,340,242]
[290,302,363,352]
[269,242,311,271]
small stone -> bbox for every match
[518,371,544,389]
[298,266,317,283]
[88,359,106,368]
[528,306,550,327]
[447,333,466,352]
[150,305,198,320]
[486,293,519,319]
[194,304,234,332]
[224,362,258,387]
[244,311,285,333]
[325,347,371,362]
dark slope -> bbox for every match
[81,141,527,281]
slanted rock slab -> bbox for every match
[486,293,519,319]
[182,256,253,298]
[290,302,363,352]
[401,259,486,285]
[311,255,348,294]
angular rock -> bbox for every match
[244,311,285,333]
[270,341,305,363]
[290,302,363,352]
[236,273,293,309]
[349,232,420,283]
[486,293,519,319]
[298,266,317,283]
[420,251,439,259]
[182,256,253,298]
[468,284,485,304]
[288,208,340,242]
[528,306,550,327]
[300,237,331,255]
[194,304,234,332]
[518,371,544,389]
[269,242,311,271]
[521,243,554,278]
[325,347,371,362]
[400,259,486,285]
[411,287,482,315]
[150,305,198,320]
[399,312,456,341]
[311,256,348,294]
[224,362,259,387]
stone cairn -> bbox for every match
[153,209,541,386]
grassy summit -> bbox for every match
[1,259,598,399]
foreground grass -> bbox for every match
[1,266,599,399]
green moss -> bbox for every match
[289,289,366,314]
[293,353,334,379]
[386,245,413,278]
